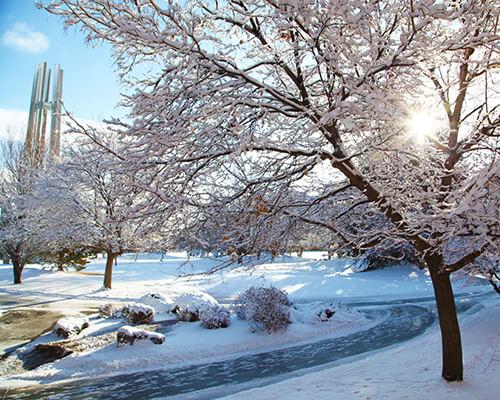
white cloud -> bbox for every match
[0,109,28,142]
[1,22,49,54]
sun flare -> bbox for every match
[406,112,438,143]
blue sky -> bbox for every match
[0,0,124,121]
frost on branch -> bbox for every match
[237,286,292,333]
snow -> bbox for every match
[171,291,219,313]
[0,253,488,308]
[0,252,494,391]
[117,326,165,344]
[220,301,500,400]
[137,293,174,315]
[53,317,89,335]
[122,303,154,317]
[1,309,379,387]
[291,302,364,325]
[117,325,144,336]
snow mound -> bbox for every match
[291,302,366,325]
[171,291,220,321]
[138,293,174,314]
[172,291,219,312]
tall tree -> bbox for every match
[42,130,163,289]
[0,141,41,283]
[43,0,499,381]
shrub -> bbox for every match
[200,306,230,329]
[98,303,123,318]
[121,303,155,324]
[171,292,219,322]
[237,286,291,333]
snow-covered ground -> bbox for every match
[0,252,488,305]
[0,253,495,395]
[221,300,500,400]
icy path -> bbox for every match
[6,303,445,400]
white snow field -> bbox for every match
[0,252,487,304]
[0,252,495,396]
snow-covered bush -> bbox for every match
[347,241,418,272]
[200,306,231,329]
[138,293,173,315]
[171,292,219,322]
[53,317,89,338]
[98,303,123,318]
[237,286,292,333]
[121,303,155,324]
[117,326,165,346]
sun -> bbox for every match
[406,111,439,143]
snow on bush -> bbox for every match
[237,286,292,333]
[200,306,231,329]
[171,291,219,322]
[138,293,174,315]
[117,325,165,346]
[121,303,155,324]
[53,317,89,338]
[98,303,123,318]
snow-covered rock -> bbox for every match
[53,317,89,338]
[121,303,155,324]
[117,326,165,346]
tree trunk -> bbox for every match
[103,252,117,289]
[57,251,65,271]
[426,254,463,381]
[12,255,23,284]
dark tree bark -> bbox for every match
[103,251,118,289]
[426,253,463,381]
[12,255,24,284]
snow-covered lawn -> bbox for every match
[0,252,493,393]
[221,300,500,400]
[0,252,488,305]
